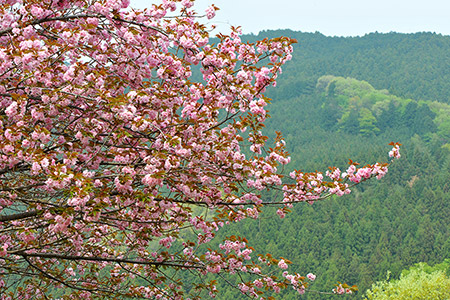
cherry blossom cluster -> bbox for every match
[389,142,401,159]
[280,159,391,206]
[333,282,357,295]
[233,259,318,297]
[0,0,398,298]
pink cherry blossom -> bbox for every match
[389,144,401,158]
[278,259,288,270]
[307,273,316,281]
[205,5,216,19]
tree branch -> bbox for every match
[0,210,38,222]
[16,252,205,269]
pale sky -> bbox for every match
[131,0,450,37]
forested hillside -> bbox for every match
[208,31,450,299]
[249,30,450,104]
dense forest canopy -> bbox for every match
[251,30,450,104]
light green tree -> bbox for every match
[364,264,450,300]
[358,108,380,137]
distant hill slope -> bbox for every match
[244,30,450,104]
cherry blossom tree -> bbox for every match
[0,0,400,298]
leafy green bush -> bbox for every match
[364,265,450,300]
